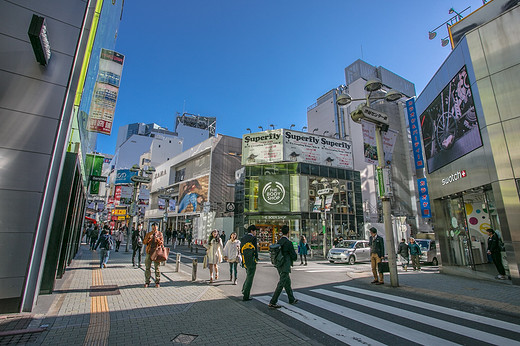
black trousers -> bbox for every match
[132,246,142,266]
[491,251,506,276]
[270,271,295,304]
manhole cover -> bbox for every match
[171,333,198,344]
[89,285,120,297]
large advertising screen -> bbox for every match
[419,66,482,173]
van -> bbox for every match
[414,238,438,266]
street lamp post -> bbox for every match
[158,188,174,235]
[127,164,155,252]
[336,80,403,287]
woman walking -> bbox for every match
[223,232,241,285]
[298,235,309,265]
[205,229,223,283]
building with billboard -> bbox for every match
[307,60,421,235]
[145,135,242,242]
[0,0,125,312]
[415,0,520,284]
[242,129,363,252]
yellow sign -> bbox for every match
[117,216,126,220]
[113,209,126,215]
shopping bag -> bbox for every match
[151,245,170,262]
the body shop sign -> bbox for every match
[258,175,290,212]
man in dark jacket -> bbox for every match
[132,223,144,267]
[368,227,385,285]
[487,229,507,280]
[409,237,422,271]
[240,225,259,301]
[397,238,410,271]
[269,225,298,308]
[94,228,113,268]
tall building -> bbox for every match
[415,0,520,284]
[307,60,421,233]
[175,112,216,151]
[0,0,124,312]
[115,122,171,149]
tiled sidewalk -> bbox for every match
[2,244,312,346]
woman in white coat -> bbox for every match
[223,232,241,285]
[205,229,223,283]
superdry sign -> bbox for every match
[242,129,353,168]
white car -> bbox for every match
[327,240,370,265]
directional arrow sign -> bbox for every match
[360,105,389,125]
[131,175,151,184]
[90,175,107,182]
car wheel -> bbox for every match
[432,258,438,266]
[329,260,335,263]
[348,256,355,265]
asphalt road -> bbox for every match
[167,245,520,345]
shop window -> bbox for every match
[300,163,310,174]
[310,165,320,176]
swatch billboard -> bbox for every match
[419,66,482,173]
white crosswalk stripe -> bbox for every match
[255,295,385,346]
[254,286,520,345]
[316,288,520,346]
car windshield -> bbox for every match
[335,241,356,249]
[416,240,430,252]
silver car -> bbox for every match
[327,240,370,265]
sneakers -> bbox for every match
[496,275,508,280]
[233,279,237,285]
[289,299,299,305]
[102,263,107,268]
[371,280,379,284]
[304,263,307,266]
[268,303,282,309]
[375,281,384,285]
[230,275,233,281]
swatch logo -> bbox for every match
[442,170,466,186]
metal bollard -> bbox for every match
[176,253,181,272]
[192,259,197,281]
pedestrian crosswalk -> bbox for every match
[255,285,520,345]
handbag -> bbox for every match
[203,254,208,269]
[378,260,390,273]
[236,254,242,263]
[151,245,170,262]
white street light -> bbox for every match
[336,80,403,287]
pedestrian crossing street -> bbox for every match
[255,285,520,345]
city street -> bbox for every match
[2,241,520,345]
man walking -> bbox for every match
[268,225,298,308]
[409,237,422,271]
[397,238,410,271]
[94,228,114,268]
[368,227,385,285]
[115,228,124,252]
[132,223,144,267]
[240,225,258,301]
[143,223,163,287]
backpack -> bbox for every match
[269,243,285,268]
[104,235,114,250]
[240,242,256,268]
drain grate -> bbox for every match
[171,333,198,344]
[89,285,120,297]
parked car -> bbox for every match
[327,240,370,264]
[415,239,439,266]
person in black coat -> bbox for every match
[240,225,259,301]
[487,229,507,280]
[269,225,298,308]
[368,227,385,285]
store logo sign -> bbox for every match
[262,182,286,205]
[442,170,466,186]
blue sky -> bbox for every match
[96,0,486,154]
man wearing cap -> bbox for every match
[143,223,163,288]
[368,227,385,285]
[240,225,259,301]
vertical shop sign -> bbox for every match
[85,153,104,194]
[406,98,425,169]
[258,175,290,212]
[88,49,124,135]
[417,178,431,218]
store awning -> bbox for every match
[85,216,97,224]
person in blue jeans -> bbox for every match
[94,229,113,268]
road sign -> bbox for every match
[113,209,127,216]
[360,105,389,125]
[225,202,236,212]
[117,216,126,220]
[129,202,137,216]
[90,175,107,182]
[317,188,333,196]
[131,175,151,184]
